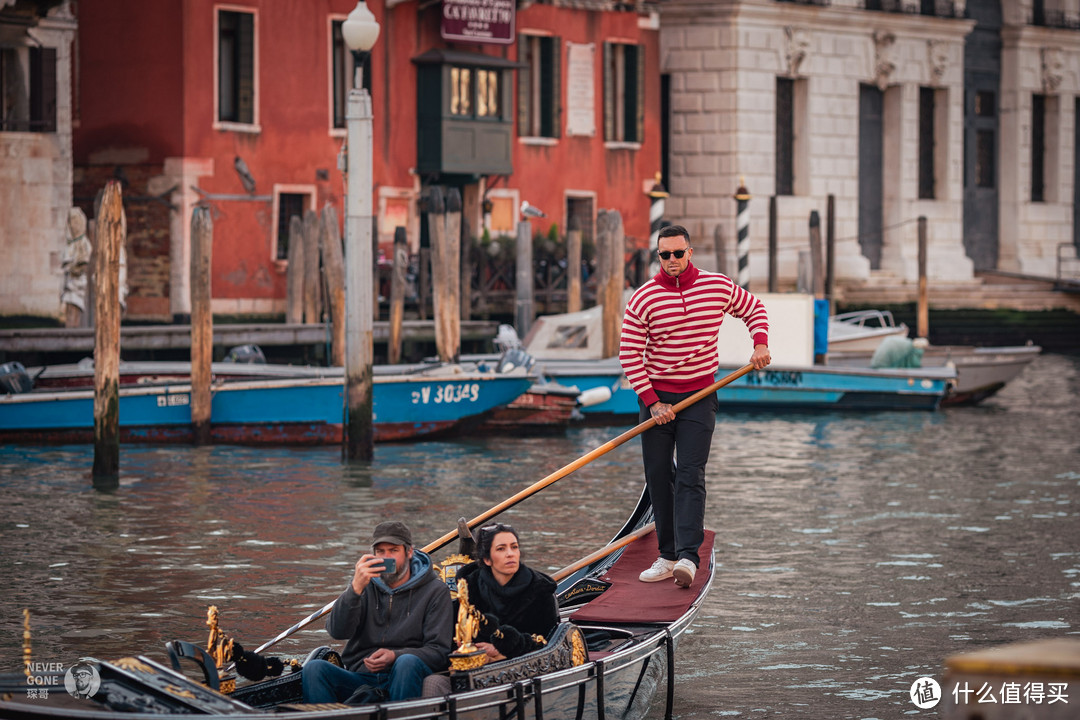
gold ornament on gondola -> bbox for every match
[205,606,237,694]
[22,609,31,680]
[570,628,587,666]
[449,580,488,672]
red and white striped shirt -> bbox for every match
[619,263,769,407]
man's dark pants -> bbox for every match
[638,389,718,567]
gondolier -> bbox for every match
[620,225,771,587]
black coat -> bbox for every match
[456,561,559,659]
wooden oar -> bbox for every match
[253,363,755,654]
[552,521,655,582]
[424,363,756,554]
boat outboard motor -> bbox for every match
[224,344,266,364]
[0,362,33,394]
[497,348,534,374]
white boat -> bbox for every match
[828,309,910,351]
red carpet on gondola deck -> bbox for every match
[570,529,715,624]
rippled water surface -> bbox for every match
[2,353,1078,718]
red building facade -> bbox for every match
[74,0,661,321]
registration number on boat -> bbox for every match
[411,383,480,405]
[745,370,802,387]
[156,393,190,407]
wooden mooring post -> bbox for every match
[460,214,472,322]
[567,229,582,313]
[825,194,836,304]
[286,215,305,324]
[429,187,462,362]
[809,210,824,299]
[809,210,826,365]
[320,205,346,366]
[443,189,462,360]
[190,206,213,445]
[92,181,124,485]
[303,210,321,324]
[515,220,534,339]
[768,196,778,292]
[917,216,929,338]
[596,209,624,358]
[388,227,408,365]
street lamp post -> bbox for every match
[341,1,380,461]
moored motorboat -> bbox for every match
[827,343,1041,406]
[0,364,534,445]
[489,295,955,416]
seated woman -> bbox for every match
[458,523,559,661]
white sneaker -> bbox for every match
[673,559,696,588]
[639,557,675,582]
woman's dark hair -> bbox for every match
[477,523,518,563]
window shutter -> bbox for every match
[635,44,645,144]
[539,36,555,138]
[237,13,255,124]
[551,37,562,139]
[602,42,614,141]
[517,34,530,136]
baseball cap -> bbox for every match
[371,521,412,547]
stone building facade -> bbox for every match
[0,0,77,320]
[659,0,1080,288]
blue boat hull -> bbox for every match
[548,364,952,416]
[0,374,533,445]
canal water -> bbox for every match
[1,353,1078,718]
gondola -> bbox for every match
[2,366,755,720]
[1,487,714,720]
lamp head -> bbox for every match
[342,1,380,53]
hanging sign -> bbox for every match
[441,0,515,45]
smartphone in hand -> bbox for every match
[379,558,397,575]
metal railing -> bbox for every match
[1032,9,1080,30]
[864,0,960,17]
[1056,243,1080,290]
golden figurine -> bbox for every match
[205,606,236,693]
[449,580,487,672]
[453,581,480,651]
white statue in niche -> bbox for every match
[60,208,92,328]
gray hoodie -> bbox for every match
[325,549,453,673]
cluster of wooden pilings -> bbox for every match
[87,188,637,481]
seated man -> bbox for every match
[302,521,452,704]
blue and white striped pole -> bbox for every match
[734,177,751,289]
[648,172,668,247]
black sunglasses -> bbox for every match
[657,248,689,260]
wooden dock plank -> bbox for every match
[0,321,500,353]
